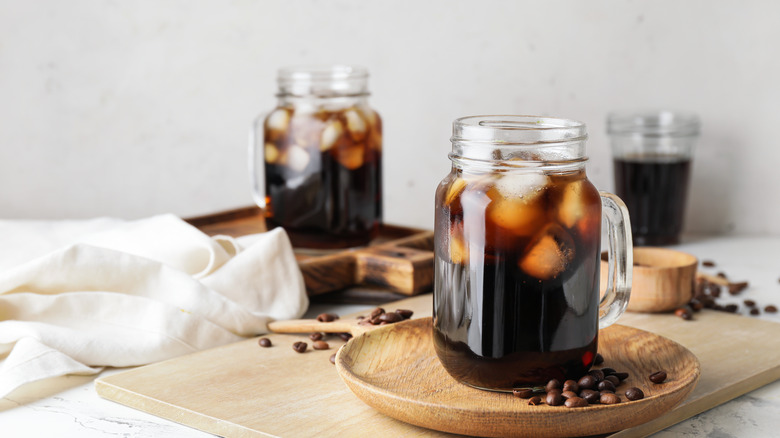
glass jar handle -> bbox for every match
[598,191,633,328]
[248,114,267,209]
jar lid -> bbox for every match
[607,110,700,137]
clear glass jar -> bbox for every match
[250,65,382,249]
[433,115,632,391]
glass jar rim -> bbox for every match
[607,110,700,137]
[451,115,588,145]
[277,65,369,97]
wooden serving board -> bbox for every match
[185,207,434,296]
[96,293,780,438]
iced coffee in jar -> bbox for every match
[433,116,632,391]
[250,65,382,249]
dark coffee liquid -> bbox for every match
[433,171,601,390]
[613,155,691,246]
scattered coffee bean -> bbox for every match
[765,305,778,313]
[600,392,621,405]
[614,372,629,381]
[561,390,578,400]
[717,272,728,279]
[546,392,563,406]
[312,340,329,350]
[710,287,722,298]
[528,396,542,406]
[593,353,604,365]
[258,337,272,347]
[625,387,645,401]
[728,281,749,295]
[565,397,588,408]
[744,299,756,307]
[329,353,337,364]
[724,304,739,313]
[578,375,596,390]
[588,369,605,382]
[338,332,353,341]
[546,388,561,396]
[580,389,600,404]
[750,308,760,316]
[600,367,616,376]
[702,260,716,267]
[316,313,339,322]
[605,375,620,386]
[562,380,579,393]
[369,307,385,319]
[649,371,667,383]
[396,309,414,319]
[309,332,324,341]
[674,306,693,320]
[513,388,534,399]
[292,341,307,353]
[598,380,616,392]
[689,297,704,311]
[546,379,561,391]
[378,312,403,323]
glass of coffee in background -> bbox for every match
[607,111,700,246]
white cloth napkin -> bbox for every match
[0,214,308,397]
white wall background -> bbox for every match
[1,0,778,235]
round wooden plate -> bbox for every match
[336,317,700,438]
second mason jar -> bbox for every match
[250,65,382,249]
[433,116,632,391]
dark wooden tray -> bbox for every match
[185,207,434,296]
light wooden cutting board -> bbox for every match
[96,293,780,437]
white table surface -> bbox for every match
[2,234,779,437]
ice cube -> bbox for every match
[449,230,467,264]
[320,119,344,151]
[334,144,365,170]
[485,177,546,237]
[344,108,367,142]
[290,114,324,149]
[367,110,382,151]
[493,172,548,199]
[444,178,467,207]
[558,180,585,229]
[266,108,290,132]
[286,145,311,172]
[264,143,280,164]
[518,224,575,280]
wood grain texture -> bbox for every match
[337,318,699,437]
[96,293,780,438]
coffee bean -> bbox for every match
[562,380,579,393]
[598,380,616,392]
[369,307,385,319]
[528,396,542,406]
[594,353,604,365]
[338,332,353,342]
[601,367,616,376]
[578,375,596,390]
[750,308,760,316]
[258,337,272,347]
[588,369,605,382]
[625,387,645,401]
[744,299,756,307]
[561,390,578,399]
[717,272,727,279]
[396,309,414,319]
[292,341,307,353]
[309,332,324,341]
[689,298,704,311]
[728,281,749,295]
[702,260,716,267]
[710,287,722,298]
[313,340,329,350]
[649,371,667,383]
[675,307,693,320]
[614,372,629,381]
[546,392,563,406]
[600,392,621,405]
[765,305,778,313]
[546,388,562,396]
[724,304,739,313]
[329,353,337,364]
[564,397,588,408]
[512,388,534,399]
[580,389,600,404]
[599,389,615,396]
[605,375,620,386]
[546,379,561,391]
[316,313,339,322]
[378,312,403,323]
